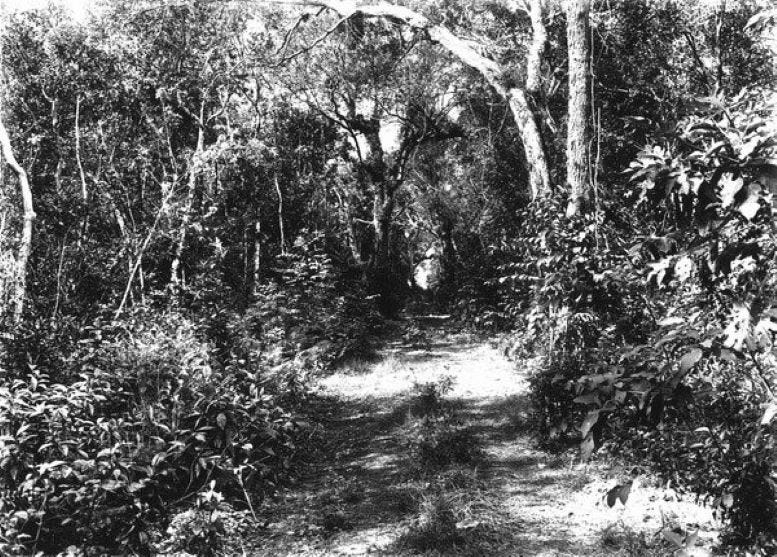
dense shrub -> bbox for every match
[0,309,301,555]
[525,88,777,545]
[402,378,482,470]
[213,232,383,376]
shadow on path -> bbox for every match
[247,330,619,556]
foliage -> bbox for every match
[220,232,383,374]
[1,0,776,552]
[411,376,455,417]
[158,484,253,557]
[526,87,777,544]
[396,491,462,553]
[402,378,482,470]
[0,309,302,555]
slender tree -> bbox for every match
[0,118,35,324]
[565,0,591,217]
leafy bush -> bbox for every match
[158,483,253,557]
[526,88,777,545]
[402,378,482,469]
[406,416,482,469]
[411,377,454,417]
[0,309,301,555]
[217,232,383,378]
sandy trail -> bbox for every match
[247,327,718,556]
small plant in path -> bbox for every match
[403,377,482,469]
[411,376,455,417]
[397,492,462,552]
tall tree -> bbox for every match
[565,0,591,217]
[280,15,462,302]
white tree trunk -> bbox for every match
[565,0,591,217]
[0,119,35,324]
[526,0,547,97]
[169,103,206,288]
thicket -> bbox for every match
[515,62,777,555]
[0,237,380,554]
[442,2,777,549]
[1,0,776,553]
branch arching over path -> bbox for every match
[269,0,551,200]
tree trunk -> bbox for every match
[565,0,591,217]
[333,185,363,265]
[46,97,65,195]
[75,96,88,201]
[368,182,397,315]
[274,172,286,255]
[525,0,548,98]
[0,118,35,325]
[116,182,176,320]
[169,102,205,289]
[508,88,550,200]
[437,213,456,303]
[371,184,395,273]
[253,219,262,292]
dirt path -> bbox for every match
[247,327,719,556]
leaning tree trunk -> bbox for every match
[507,89,550,200]
[0,118,35,325]
[565,0,592,217]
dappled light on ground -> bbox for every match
[245,328,719,556]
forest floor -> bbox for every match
[246,321,720,556]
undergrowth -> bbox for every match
[402,378,483,471]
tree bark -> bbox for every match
[508,88,550,200]
[565,0,591,217]
[46,96,65,195]
[372,183,395,273]
[273,0,551,199]
[526,0,547,98]
[75,96,88,201]
[333,184,363,265]
[253,220,262,292]
[274,172,287,255]
[169,102,205,289]
[0,118,35,324]
[436,212,456,302]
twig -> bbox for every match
[275,8,325,57]
[51,232,68,321]
[75,95,88,201]
[114,182,176,320]
[276,13,349,65]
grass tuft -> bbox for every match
[599,523,663,556]
[396,492,462,552]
